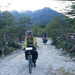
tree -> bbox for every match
[66,5,75,18]
[18,15,32,35]
[19,15,32,26]
[46,16,68,38]
[0,11,15,29]
[2,11,15,26]
[31,24,46,37]
[37,21,46,28]
[0,11,3,29]
[68,5,75,16]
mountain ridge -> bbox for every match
[11,7,65,25]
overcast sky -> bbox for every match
[0,0,74,13]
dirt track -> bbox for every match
[0,38,75,75]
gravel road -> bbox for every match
[0,38,75,75]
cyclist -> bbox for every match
[23,30,38,67]
[43,33,47,39]
[43,33,47,43]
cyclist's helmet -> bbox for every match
[27,30,32,35]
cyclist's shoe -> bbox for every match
[34,63,36,67]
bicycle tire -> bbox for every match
[29,56,32,74]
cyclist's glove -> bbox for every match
[23,48,26,51]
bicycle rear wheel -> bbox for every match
[29,56,32,74]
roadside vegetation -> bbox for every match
[0,12,32,56]
[31,5,75,58]
[0,5,75,57]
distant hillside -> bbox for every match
[11,7,65,25]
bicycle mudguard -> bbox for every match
[26,47,33,50]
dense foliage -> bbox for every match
[0,11,32,56]
[31,5,75,57]
[0,11,32,35]
[0,5,75,57]
[67,5,75,17]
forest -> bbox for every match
[0,5,75,57]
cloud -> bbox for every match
[6,0,62,11]
[4,3,12,8]
[0,0,74,14]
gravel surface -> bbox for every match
[0,38,75,75]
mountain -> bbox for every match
[11,11,21,21]
[11,7,65,25]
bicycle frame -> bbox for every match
[28,54,32,74]
[25,47,33,74]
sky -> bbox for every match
[0,0,74,13]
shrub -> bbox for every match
[52,37,58,45]
[4,47,12,55]
[56,44,61,49]
[62,42,73,52]
[69,52,75,58]
[0,41,22,56]
[7,41,21,49]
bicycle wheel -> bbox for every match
[29,56,32,74]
